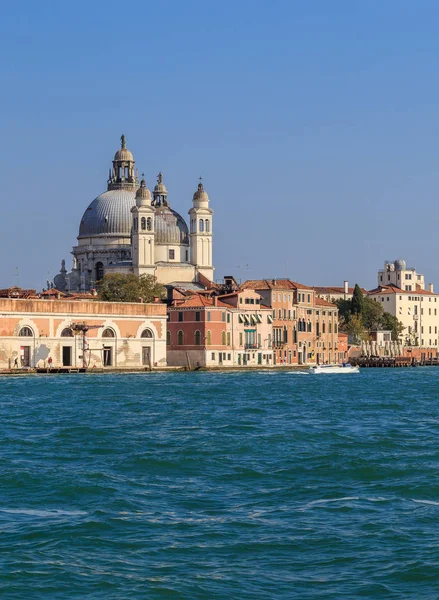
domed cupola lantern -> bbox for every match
[152,172,169,207]
[107,134,139,191]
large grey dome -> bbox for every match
[78,190,136,237]
[155,206,189,245]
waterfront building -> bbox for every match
[54,136,214,291]
[167,289,273,368]
[0,297,166,369]
[367,284,439,348]
[242,279,339,365]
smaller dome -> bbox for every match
[154,172,168,195]
[114,134,134,162]
[193,180,209,202]
[136,179,152,206]
[114,147,134,162]
[394,259,406,270]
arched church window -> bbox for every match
[205,220,210,232]
[19,326,33,337]
[199,219,204,232]
[147,217,152,231]
[141,217,146,230]
[95,262,104,282]
[195,330,201,346]
[102,328,115,338]
[141,329,153,338]
[177,330,184,345]
[61,328,74,337]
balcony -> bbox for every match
[245,343,262,350]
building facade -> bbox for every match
[0,298,167,369]
[242,279,339,365]
[54,136,214,291]
[167,290,273,368]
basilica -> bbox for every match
[54,136,214,292]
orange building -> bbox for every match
[242,279,339,365]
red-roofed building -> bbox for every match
[167,289,273,367]
[242,279,340,365]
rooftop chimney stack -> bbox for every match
[429,283,434,293]
[344,280,349,297]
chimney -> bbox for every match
[344,280,349,295]
[213,296,218,306]
[429,283,434,293]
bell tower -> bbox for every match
[131,179,156,277]
[108,134,138,191]
[189,178,214,282]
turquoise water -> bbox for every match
[1,369,439,599]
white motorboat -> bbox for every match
[310,363,360,374]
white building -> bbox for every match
[54,135,214,291]
[378,259,427,292]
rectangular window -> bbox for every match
[178,312,183,322]
[195,311,200,321]
[239,333,243,345]
[222,312,226,322]
[207,312,211,322]
[228,354,231,360]
[211,352,215,360]
[227,332,231,345]
[307,294,311,303]
[278,293,281,301]
[169,249,175,260]
[227,313,230,323]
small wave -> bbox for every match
[0,508,87,517]
[306,496,359,507]
[412,499,439,506]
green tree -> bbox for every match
[351,284,364,316]
[335,298,352,330]
[381,312,404,341]
[98,273,165,303]
[362,297,384,331]
[346,313,364,343]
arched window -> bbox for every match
[102,328,115,338]
[95,262,104,282]
[195,330,201,346]
[222,331,226,345]
[61,328,73,337]
[307,321,312,333]
[206,330,212,345]
[19,326,33,337]
[329,322,332,334]
[141,217,146,230]
[177,330,184,345]
[322,322,326,334]
[141,329,153,338]
[167,330,171,345]
[205,219,210,232]
[147,217,152,231]
[199,219,204,232]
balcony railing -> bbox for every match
[245,343,262,350]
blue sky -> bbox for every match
[1,0,439,290]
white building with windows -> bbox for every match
[378,259,426,291]
[54,135,214,291]
[369,258,439,348]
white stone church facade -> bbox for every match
[54,136,214,291]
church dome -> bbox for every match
[154,206,189,245]
[78,189,136,237]
[114,147,134,162]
